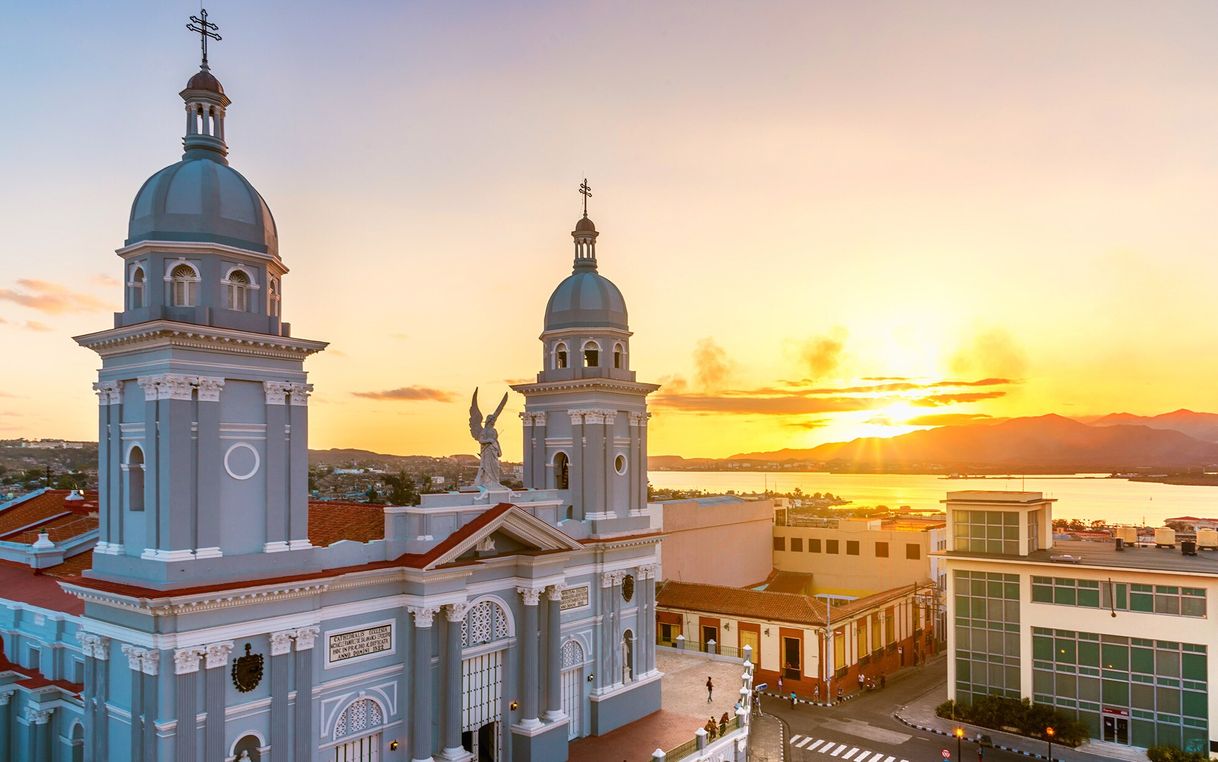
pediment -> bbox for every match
[425,504,584,570]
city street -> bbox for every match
[760,660,1032,762]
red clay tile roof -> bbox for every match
[42,550,94,579]
[657,580,828,626]
[59,504,527,601]
[308,501,386,546]
[0,559,85,615]
[0,490,97,540]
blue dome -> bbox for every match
[127,157,278,256]
[544,270,628,331]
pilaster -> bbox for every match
[262,382,290,552]
[270,629,294,760]
[195,376,224,557]
[520,413,534,489]
[569,411,585,519]
[544,584,566,722]
[516,587,543,730]
[440,603,472,761]
[173,647,204,762]
[288,383,312,548]
[408,606,438,762]
[294,627,319,762]
[203,642,233,762]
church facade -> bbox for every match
[0,44,660,762]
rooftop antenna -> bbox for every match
[187,8,222,69]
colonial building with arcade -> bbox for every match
[0,24,661,762]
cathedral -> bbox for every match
[0,28,660,762]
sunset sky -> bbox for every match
[5,2,1218,459]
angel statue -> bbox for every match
[469,388,509,489]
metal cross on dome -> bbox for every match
[187,9,222,67]
[579,178,592,217]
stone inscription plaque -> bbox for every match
[328,624,393,664]
[561,585,590,611]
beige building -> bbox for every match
[655,580,934,700]
[772,516,946,597]
[944,490,1215,756]
[658,496,773,588]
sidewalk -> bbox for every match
[758,653,942,709]
[747,711,786,762]
[893,681,1144,762]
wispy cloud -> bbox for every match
[24,320,52,332]
[352,386,455,402]
[914,390,1007,407]
[784,418,831,429]
[694,338,735,390]
[652,393,878,415]
[0,279,109,314]
[90,274,120,288]
[907,413,998,426]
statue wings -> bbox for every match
[469,388,510,439]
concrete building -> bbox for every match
[657,496,773,588]
[0,41,662,762]
[772,516,946,597]
[944,490,1214,756]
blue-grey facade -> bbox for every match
[17,52,664,762]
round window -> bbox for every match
[614,454,627,475]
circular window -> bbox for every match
[614,454,627,475]
[224,442,261,480]
[622,574,635,603]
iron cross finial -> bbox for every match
[187,9,222,68]
[579,178,592,217]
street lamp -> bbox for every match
[1045,726,1055,761]
[954,726,965,761]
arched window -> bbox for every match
[462,599,512,647]
[70,715,84,759]
[583,341,600,368]
[553,452,570,490]
[231,734,262,762]
[333,698,384,739]
[554,342,568,369]
[613,342,624,369]
[622,629,634,683]
[268,278,280,317]
[127,446,145,511]
[225,269,251,312]
[129,266,145,309]
[169,263,199,307]
[561,639,585,669]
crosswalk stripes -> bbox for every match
[787,735,908,762]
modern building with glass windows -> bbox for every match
[944,490,1215,757]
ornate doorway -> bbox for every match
[560,640,585,739]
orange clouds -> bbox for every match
[352,386,455,402]
[0,278,110,314]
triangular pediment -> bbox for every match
[425,504,584,570]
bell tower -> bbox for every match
[512,184,658,534]
[75,23,326,589]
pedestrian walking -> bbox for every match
[857,672,865,691]
[836,686,843,704]
[706,676,714,703]
[880,673,886,689]
[813,684,820,703]
[777,675,783,693]
[789,690,797,708]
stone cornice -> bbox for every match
[73,320,327,361]
[115,239,287,275]
[510,378,660,397]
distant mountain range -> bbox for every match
[653,410,1218,472]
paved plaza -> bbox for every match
[569,650,751,760]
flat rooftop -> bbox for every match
[948,539,1218,576]
[943,490,1052,504]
